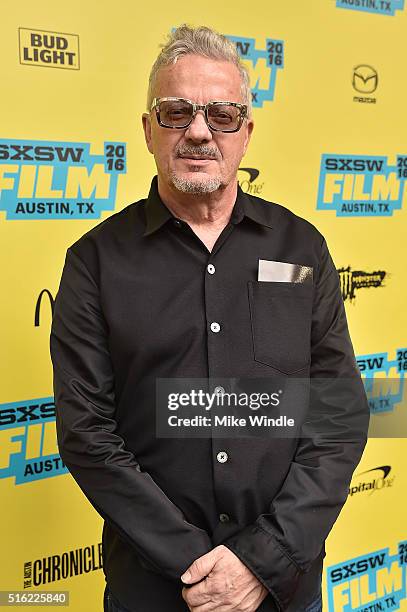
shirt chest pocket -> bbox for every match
[248,280,313,375]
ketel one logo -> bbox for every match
[336,0,405,16]
[227,36,284,108]
[338,266,386,302]
[238,168,264,196]
[349,465,395,497]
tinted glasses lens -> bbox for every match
[207,104,242,131]
[158,100,193,127]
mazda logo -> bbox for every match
[352,64,378,94]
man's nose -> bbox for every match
[184,110,212,142]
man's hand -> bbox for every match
[180,545,268,611]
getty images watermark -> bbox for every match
[156,378,304,438]
[155,377,404,439]
[166,387,294,429]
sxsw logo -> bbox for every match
[327,541,407,611]
[19,28,79,69]
[317,154,406,216]
[357,349,406,413]
[228,36,284,107]
[0,397,68,484]
[335,0,405,16]
[0,139,126,219]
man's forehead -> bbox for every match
[154,54,243,101]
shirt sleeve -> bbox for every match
[50,246,212,581]
[222,236,370,611]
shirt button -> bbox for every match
[214,386,225,396]
[216,451,228,463]
[207,264,216,274]
[173,219,182,227]
[210,322,221,333]
[219,513,230,523]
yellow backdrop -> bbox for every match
[1,1,406,610]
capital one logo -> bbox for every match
[238,167,264,195]
[227,35,284,108]
[353,65,378,94]
[349,465,395,497]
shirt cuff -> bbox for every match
[222,524,303,611]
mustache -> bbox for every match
[176,144,221,160]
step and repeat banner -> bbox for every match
[1,1,406,610]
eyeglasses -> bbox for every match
[151,97,248,133]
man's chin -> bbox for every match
[170,172,222,195]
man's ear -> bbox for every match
[242,118,254,156]
[142,113,154,154]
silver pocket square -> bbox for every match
[258,260,313,283]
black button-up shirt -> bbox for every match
[50,176,369,611]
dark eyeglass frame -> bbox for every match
[150,97,248,133]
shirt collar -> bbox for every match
[231,185,273,230]
[143,176,173,236]
[142,176,273,237]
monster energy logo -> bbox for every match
[338,266,386,302]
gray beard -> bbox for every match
[170,172,222,194]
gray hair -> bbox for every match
[147,24,252,117]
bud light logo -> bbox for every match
[19,28,79,69]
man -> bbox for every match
[50,25,369,612]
